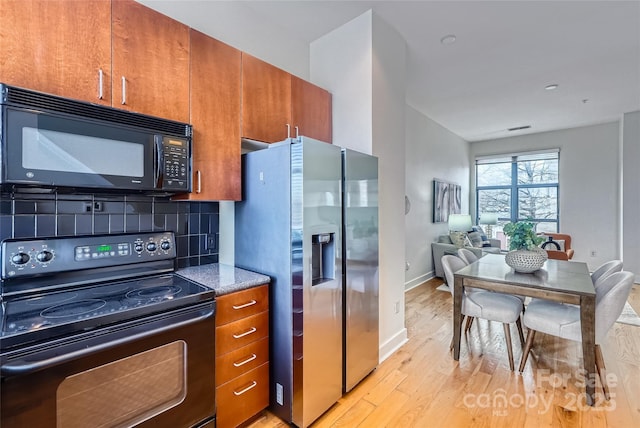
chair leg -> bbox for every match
[518,329,537,373]
[465,316,474,333]
[516,317,525,346]
[503,323,514,371]
[595,344,610,400]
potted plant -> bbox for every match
[502,220,547,273]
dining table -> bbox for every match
[452,253,598,406]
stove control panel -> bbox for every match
[1,232,176,279]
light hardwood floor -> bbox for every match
[248,279,640,428]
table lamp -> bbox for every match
[448,214,472,232]
[479,212,498,238]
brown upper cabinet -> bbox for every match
[112,0,190,123]
[242,54,332,144]
[173,30,242,201]
[1,0,189,123]
[0,0,113,105]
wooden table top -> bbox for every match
[454,253,595,297]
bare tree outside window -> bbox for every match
[476,153,559,244]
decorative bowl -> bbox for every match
[505,247,548,273]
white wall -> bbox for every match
[137,0,310,79]
[404,106,470,289]
[470,122,621,271]
[310,12,373,154]
[622,111,640,282]
[311,10,408,361]
[371,13,408,360]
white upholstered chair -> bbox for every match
[518,271,635,399]
[591,260,623,287]
[442,255,525,370]
[457,248,479,265]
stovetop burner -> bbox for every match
[126,285,182,300]
[1,273,215,350]
[41,299,107,319]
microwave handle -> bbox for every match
[154,135,164,188]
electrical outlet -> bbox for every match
[590,250,597,257]
[205,234,217,251]
[394,301,400,314]
[405,261,410,271]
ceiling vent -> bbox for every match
[507,125,531,132]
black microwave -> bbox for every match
[0,83,192,194]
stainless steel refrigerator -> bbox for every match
[341,148,379,393]
[235,137,379,427]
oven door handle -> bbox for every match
[1,308,214,376]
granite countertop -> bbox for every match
[176,263,271,296]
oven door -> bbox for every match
[1,302,215,428]
[1,106,158,191]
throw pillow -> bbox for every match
[449,231,468,248]
[471,225,493,247]
[438,235,453,244]
[467,231,484,248]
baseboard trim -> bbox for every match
[379,327,408,363]
[405,271,434,291]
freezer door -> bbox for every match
[291,139,343,428]
[342,148,379,392]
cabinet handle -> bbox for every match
[196,170,202,194]
[233,327,257,339]
[295,126,299,139]
[286,123,291,138]
[121,76,126,105]
[233,353,257,367]
[232,300,257,310]
[98,69,104,100]
[233,380,257,396]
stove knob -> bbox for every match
[161,241,171,251]
[36,250,54,263]
[11,252,30,265]
[146,242,157,252]
[134,243,144,253]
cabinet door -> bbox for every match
[112,0,190,122]
[291,76,333,143]
[241,53,291,143]
[0,0,112,105]
[175,30,241,201]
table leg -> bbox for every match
[452,276,463,360]
[580,294,596,406]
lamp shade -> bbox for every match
[479,212,498,225]
[448,214,472,232]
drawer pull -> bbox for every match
[232,300,257,310]
[233,353,257,367]
[233,327,257,339]
[233,381,257,396]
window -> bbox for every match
[476,151,559,237]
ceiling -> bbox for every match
[144,1,640,142]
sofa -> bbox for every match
[432,228,502,279]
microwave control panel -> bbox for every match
[161,136,189,191]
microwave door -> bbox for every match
[3,108,155,191]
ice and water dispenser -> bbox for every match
[311,233,335,285]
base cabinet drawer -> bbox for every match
[216,336,268,385]
[216,311,269,355]
[216,363,269,428]
[216,285,269,325]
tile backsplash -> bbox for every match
[0,191,219,268]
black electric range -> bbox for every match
[0,232,215,351]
